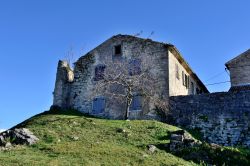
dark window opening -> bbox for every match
[196,88,202,94]
[92,97,105,114]
[114,45,122,55]
[94,64,106,81]
[191,82,194,94]
[129,59,141,76]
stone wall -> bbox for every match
[53,34,208,120]
[53,60,74,108]
[68,35,169,119]
[169,90,250,147]
[226,49,250,87]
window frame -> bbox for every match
[128,58,142,76]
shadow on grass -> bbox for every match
[157,131,172,141]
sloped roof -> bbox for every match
[225,49,250,68]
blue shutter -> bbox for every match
[94,65,106,81]
[93,97,105,114]
[130,95,142,110]
[99,98,105,113]
[129,59,141,76]
[134,95,142,110]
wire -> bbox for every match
[205,81,230,86]
[204,70,227,83]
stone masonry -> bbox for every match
[53,34,208,119]
[169,90,250,147]
[226,49,250,87]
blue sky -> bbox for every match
[1,0,250,129]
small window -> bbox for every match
[175,64,179,79]
[196,88,201,94]
[129,59,141,76]
[92,97,105,114]
[191,82,194,94]
[182,71,189,89]
[130,94,142,110]
[114,45,122,55]
[94,64,106,81]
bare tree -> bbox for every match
[90,53,168,120]
[64,45,85,69]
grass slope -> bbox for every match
[0,110,194,166]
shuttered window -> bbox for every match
[92,97,105,114]
[130,94,142,110]
[94,65,106,81]
[129,59,141,76]
[182,71,190,89]
[175,64,180,79]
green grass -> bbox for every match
[1,109,250,166]
[0,110,195,166]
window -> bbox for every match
[114,45,122,55]
[191,82,194,94]
[129,59,141,76]
[92,97,105,114]
[175,64,179,79]
[182,71,190,89]
[186,75,190,88]
[130,94,142,110]
[196,88,202,94]
[94,64,106,81]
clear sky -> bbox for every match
[1,0,250,130]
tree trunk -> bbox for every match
[125,86,133,120]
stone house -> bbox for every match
[226,49,250,91]
[53,34,208,119]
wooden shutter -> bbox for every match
[93,97,105,114]
[134,95,142,110]
[94,65,106,81]
[130,95,142,110]
[129,59,141,76]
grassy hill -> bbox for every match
[0,109,194,166]
[0,109,250,166]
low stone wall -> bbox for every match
[169,90,250,147]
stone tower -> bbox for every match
[53,60,74,108]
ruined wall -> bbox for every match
[69,35,169,119]
[53,60,74,108]
[169,91,250,147]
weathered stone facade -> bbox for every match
[53,35,208,119]
[169,91,250,147]
[53,60,74,108]
[226,49,250,87]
